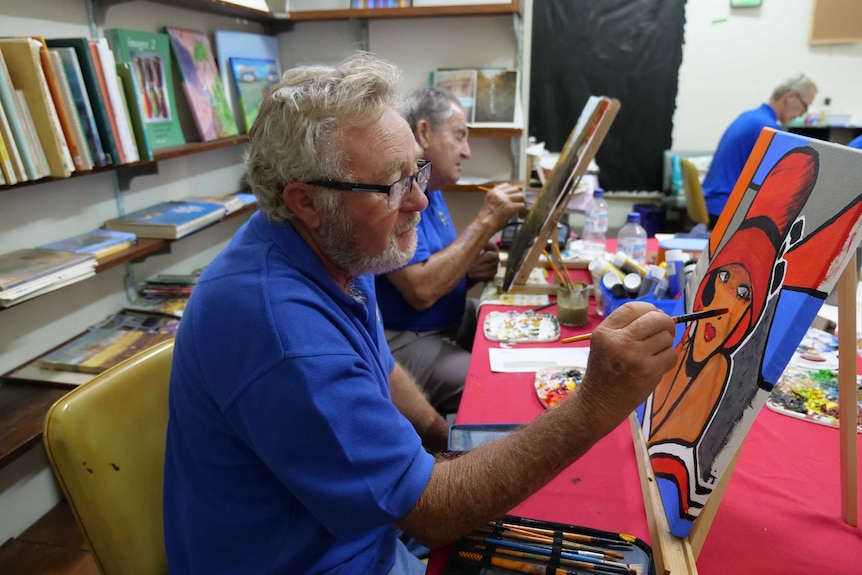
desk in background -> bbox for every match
[427,299,862,575]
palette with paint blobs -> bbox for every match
[534,365,586,409]
[483,311,560,343]
[766,366,862,433]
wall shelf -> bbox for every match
[285,3,520,22]
[0,135,249,194]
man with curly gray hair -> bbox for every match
[163,51,678,575]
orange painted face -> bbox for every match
[692,263,752,361]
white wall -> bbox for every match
[674,0,862,150]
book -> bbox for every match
[91,310,181,333]
[103,200,226,239]
[213,30,281,133]
[13,90,50,179]
[0,50,38,180]
[105,28,185,150]
[36,328,176,374]
[187,193,248,215]
[228,57,278,132]
[0,115,16,184]
[432,68,478,123]
[47,49,93,171]
[0,96,26,182]
[88,39,130,164]
[47,38,121,165]
[166,27,238,141]
[114,69,149,161]
[123,294,189,318]
[35,36,87,172]
[38,229,137,260]
[94,37,138,163]
[0,248,95,296]
[51,46,108,167]
[0,37,73,177]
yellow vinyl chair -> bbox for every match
[43,339,174,575]
[680,157,711,226]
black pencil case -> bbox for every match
[441,514,655,575]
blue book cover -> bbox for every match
[104,201,225,239]
[51,47,108,167]
[39,229,137,258]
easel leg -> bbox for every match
[630,414,698,575]
[837,252,858,526]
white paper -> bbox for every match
[488,347,590,373]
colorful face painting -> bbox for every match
[637,128,862,537]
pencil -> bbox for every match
[560,308,730,344]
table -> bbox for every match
[427,292,862,575]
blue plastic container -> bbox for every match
[599,281,681,316]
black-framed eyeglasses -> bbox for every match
[307,160,432,209]
[792,91,809,115]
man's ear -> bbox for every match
[283,183,323,230]
[414,119,432,149]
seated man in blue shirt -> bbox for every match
[163,52,678,575]
[376,87,526,414]
[849,134,862,150]
[701,73,817,227]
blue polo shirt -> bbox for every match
[702,103,780,218]
[376,190,466,331]
[164,211,435,574]
[849,135,862,150]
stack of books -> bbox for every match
[140,269,201,298]
[104,200,226,239]
[0,248,96,307]
[36,310,179,375]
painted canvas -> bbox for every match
[473,68,518,125]
[432,69,477,123]
[228,57,279,132]
[213,30,281,134]
[638,128,862,537]
[165,27,238,141]
[501,96,620,292]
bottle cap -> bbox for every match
[646,265,666,279]
[594,188,604,198]
[623,273,641,295]
[665,249,686,262]
[626,212,641,224]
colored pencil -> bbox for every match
[560,308,730,344]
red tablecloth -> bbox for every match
[427,301,862,575]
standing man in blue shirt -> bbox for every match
[376,87,526,414]
[163,52,678,575]
[701,74,817,227]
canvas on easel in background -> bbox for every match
[501,96,620,293]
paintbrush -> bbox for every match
[544,248,573,290]
[560,308,730,344]
[483,537,632,573]
[493,525,625,559]
[457,549,576,574]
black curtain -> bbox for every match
[529,0,686,192]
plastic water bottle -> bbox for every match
[581,188,609,261]
[617,212,648,265]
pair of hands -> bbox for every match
[467,182,527,283]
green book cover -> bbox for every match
[105,29,185,150]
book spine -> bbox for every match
[53,47,108,168]
[0,123,15,184]
[49,50,93,170]
[95,38,138,163]
[116,62,153,161]
[37,39,85,172]
[88,40,128,164]
[0,49,39,179]
[47,39,120,165]
[0,100,21,184]
[14,90,50,178]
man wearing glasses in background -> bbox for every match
[163,52,678,575]
[375,87,526,415]
[701,73,817,228]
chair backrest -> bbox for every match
[43,340,174,575]
[680,157,710,225]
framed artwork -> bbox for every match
[637,128,862,537]
[473,69,519,126]
[501,96,620,292]
[432,69,477,123]
[228,57,279,132]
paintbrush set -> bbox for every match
[442,515,653,575]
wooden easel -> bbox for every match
[631,253,859,575]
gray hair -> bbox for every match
[245,51,401,222]
[400,86,462,133]
[771,73,817,100]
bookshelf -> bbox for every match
[0,0,532,548]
